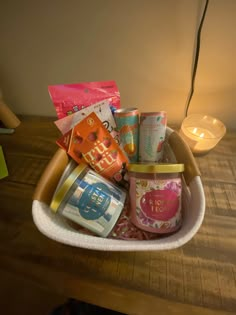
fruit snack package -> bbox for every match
[56,112,129,186]
[48,80,120,119]
[54,99,119,143]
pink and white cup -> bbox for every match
[128,163,184,234]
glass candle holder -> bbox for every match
[179,114,226,155]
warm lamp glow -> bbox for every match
[179,114,226,155]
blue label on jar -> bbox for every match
[68,181,112,221]
[77,177,121,201]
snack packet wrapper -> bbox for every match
[54,100,119,143]
[57,112,129,185]
[48,81,120,119]
[56,130,86,164]
[72,112,128,185]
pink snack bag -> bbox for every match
[48,80,120,119]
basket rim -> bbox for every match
[32,176,205,251]
[32,126,205,251]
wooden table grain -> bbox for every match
[0,116,236,315]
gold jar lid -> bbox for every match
[127,163,184,174]
[50,163,88,212]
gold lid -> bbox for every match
[50,163,88,212]
[127,163,184,174]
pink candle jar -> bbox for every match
[127,163,184,234]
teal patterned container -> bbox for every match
[114,108,139,162]
[139,111,167,162]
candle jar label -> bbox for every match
[140,189,179,221]
[69,182,112,221]
[129,177,182,233]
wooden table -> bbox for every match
[0,116,236,315]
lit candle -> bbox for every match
[179,114,226,154]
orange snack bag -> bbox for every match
[56,130,86,164]
[62,112,129,185]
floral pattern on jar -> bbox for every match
[128,163,184,234]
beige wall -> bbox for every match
[0,0,235,128]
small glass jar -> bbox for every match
[179,114,226,154]
[50,163,127,237]
[127,163,184,234]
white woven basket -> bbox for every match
[32,127,205,251]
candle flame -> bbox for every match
[200,133,205,138]
[193,128,197,134]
